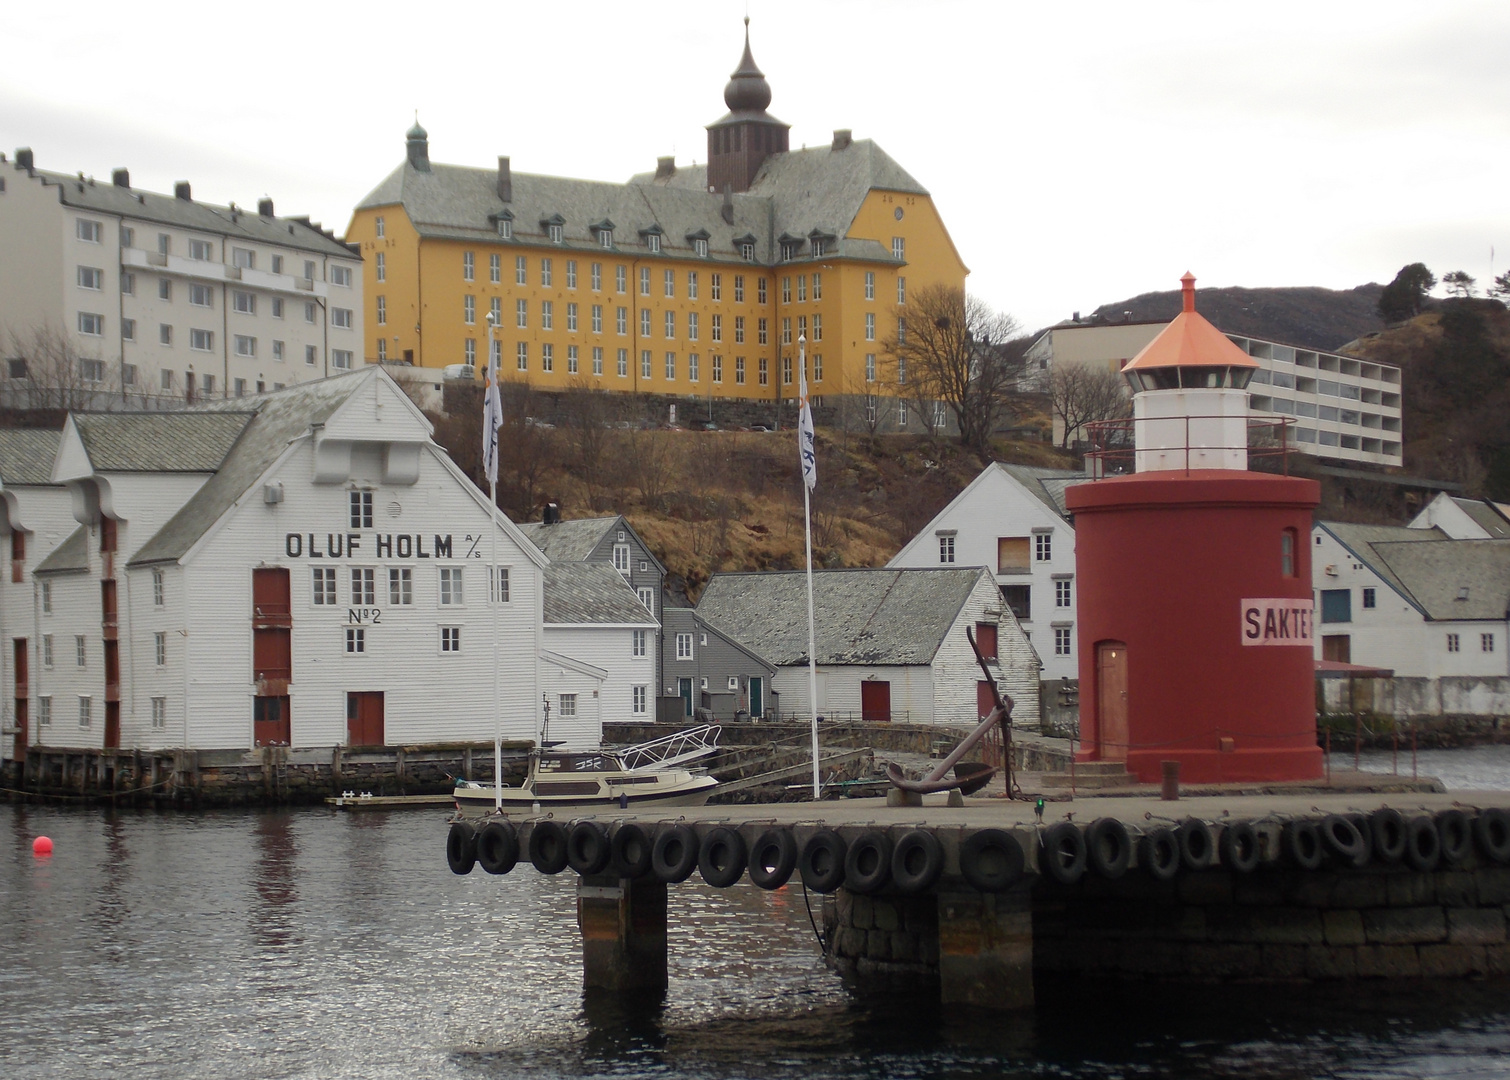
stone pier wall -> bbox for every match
[822,891,940,987]
[1034,862,1510,981]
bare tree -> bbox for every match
[1048,364,1131,449]
[3,325,121,411]
[556,382,614,504]
[881,285,1025,452]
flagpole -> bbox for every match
[798,334,820,800]
[485,315,502,813]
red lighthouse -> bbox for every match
[1066,275,1323,783]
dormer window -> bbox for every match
[599,228,612,247]
[694,238,708,257]
[549,224,563,243]
[647,233,661,253]
[741,242,755,261]
[780,240,801,261]
[540,214,566,244]
[492,210,514,239]
[811,238,825,257]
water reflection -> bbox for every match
[2,804,1510,1080]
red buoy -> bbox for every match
[32,836,53,857]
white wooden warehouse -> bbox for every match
[695,566,1039,729]
[1,366,648,758]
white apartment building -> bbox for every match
[888,463,1070,683]
[0,148,363,408]
[1027,319,1403,467]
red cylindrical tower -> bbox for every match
[1066,275,1323,783]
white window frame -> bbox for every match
[439,566,464,606]
[676,632,694,660]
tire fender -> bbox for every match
[1040,821,1088,886]
[447,820,478,876]
[568,820,612,876]
[748,829,798,890]
[890,830,945,895]
[698,826,748,889]
[1219,820,1260,874]
[476,820,518,876]
[528,820,570,875]
[799,830,847,894]
[843,830,894,895]
[960,829,1026,892]
[1086,818,1132,880]
[651,824,699,884]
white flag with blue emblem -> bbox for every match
[482,363,502,486]
[798,337,816,492]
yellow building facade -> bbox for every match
[346,26,966,416]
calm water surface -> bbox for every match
[5,756,1510,1079]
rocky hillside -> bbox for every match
[1090,283,1386,352]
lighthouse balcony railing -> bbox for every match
[1083,415,1295,478]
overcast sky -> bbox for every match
[5,0,1506,331]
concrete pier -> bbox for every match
[455,786,1510,1012]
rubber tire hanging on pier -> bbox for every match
[1369,808,1408,864]
[447,821,478,876]
[799,830,847,893]
[843,830,893,895]
[1475,808,1510,864]
[1435,810,1472,866]
[1218,820,1260,874]
[1086,818,1132,879]
[1139,828,1180,881]
[529,821,570,875]
[1319,814,1368,869]
[651,824,699,884]
[1177,819,1214,870]
[960,829,1026,892]
[610,823,654,879]
[477,821,519,875]
[1405,817,1441,872]
[1283,819,1324,870]
[890,830,945,895]
[568,821,612,876]
[698,827,748,888]
[748,830,798,890]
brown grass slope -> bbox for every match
[1091,283,1385,353]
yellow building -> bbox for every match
[346,24,966,421]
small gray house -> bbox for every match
[520,508,666,689]
[696,566,1040,728]
[660,605,779,721]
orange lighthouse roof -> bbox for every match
[1122,273,1259,373]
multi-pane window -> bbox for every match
[939,535,955,564]
[490,253,501,283]
[1036,534,1052,561]
[688,312,699,341]
[688,271,699,299]
[312,567,337,605]
[641,350,652,379]
[592,346,603,375]
[735,356,745,384]
[389,568,412,605]
[613,544,631,573]
[376,296,387,325]
[493,567,510,603]
[152,698,166,729]
[782,356,792,385]
[632,629,646,657]
[78,266,103,290]
[463,295,475,324]
[516,256,528,285]
[155,631,167,667]
[79,697,92,728]
[549,224,564,244]
[567,345,578,374]
[733,275,745,302]
[39,696,51,726]
[665,352,676,380]
[516,299,528,328]
[782,318,791,345]
[1054,627,1072,656]
[559,693,577,717]
[76,634,87,667]
[350,490,373,528]
[542,343,554,372]
[616,307,628,335]
[463,251,474,281]
[76,218,102,243]
[234,335,256,358]
[741,242,756,261]
[41,635,52,669]
[812,273,822,301]
[617,349,628,377]
[439,567,464,605]
[542,300,553,330]
[189,239,214,261]
[1446,633,1460,653]
[664,269,675,298]
[865,312,876,342]
[676,632,694,660]
[517,342,528,370]
[351,568,375,606]
[591,263,602,290]
[711,274,722,301]
[375,217,385,238]
[78,312,104,336]
[892,237,905,260]
[664,311,675,339]
[1362,587,1376,609]
[689,353,700,381]
[866,353,877,382]
[758,277,768,303]
[758,318,768,345]
[616,265,627,293]
[735,316,745,344]
[153,569,165,606]
[632,685,647,715]
[1056,579,1072,608]
[811,314,822,342]
[1483,634,1496,653]
[376,252,386,281]
[591,304,603,333]
[346,627,365,654]
[865,271,875,300]
[566,260,577,288]
[440,627,461,653]
[712,315,722,343]
[641,309,652,337]
[541,259,553,287]
[797,276,807,303]
[897,277,907,304]
[490,296,502,327]
[639,267,651,295]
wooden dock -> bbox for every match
[326,793,455,810]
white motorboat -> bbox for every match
[452,725,720,812]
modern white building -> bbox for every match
[1312,521,1509,716]
[0,367,658,771]
[888,463,1076,683]
[696,566,1039,729]
[1026,319,1403,467]
[0,148,363,409]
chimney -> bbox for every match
[721,184,734,225]
[496,156,511,202]
[15,147,34,171]
[655,156,676,180]
[831,129,852,151]
[174,181,191,201]
[111,168,130,188]
[1072,311,1080,322]
[258,197,275,217]
[542,502,562,526]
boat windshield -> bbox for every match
[535,753,625,774]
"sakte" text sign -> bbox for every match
[1241,598,1314,646]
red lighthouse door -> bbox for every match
[1096,642,1129,761]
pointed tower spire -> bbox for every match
[706,18,790,194]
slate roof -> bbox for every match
[543,562,656,625]
[1366,539,1510,621]
[995,463,1088,520]
[356,138,921,268]
[15,163,356,259]
[0,428,62,486]
[71,413,252,473]
[34,526,87,575]
[696,567,989,667]
[128,369,378,566]
[1452,497,1510,540]
[1322,522,1446,607]
[519,517,619,562]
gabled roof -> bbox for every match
[994,463,1088,520]
[1319,522,1448,615]
[543,562,656,625]
[1452,498,1510,540]
[127,368,386,566]
[697,567,991,667]
[15,163,355,259]
[34,526,87,575]
[67,413,253,474]
[519,516,620,562]
[662,605,777,674]
[0,428,62,486]
[1367,539,1510,621]
[357,137,923,268]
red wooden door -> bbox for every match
[347,691,385,746]
[13,638,27,759]
[860,680,891,723]
[977,680,997,719]
[104,701,120,749]
[254,695,291,746]
[1096,641,1129,761]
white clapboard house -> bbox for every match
[695,566,1039,729]
[0,365,659,758]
